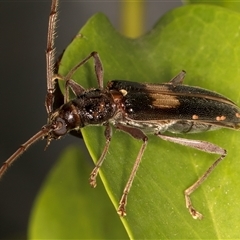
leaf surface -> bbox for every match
[30,4,240,239]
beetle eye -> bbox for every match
[53,117,67,136]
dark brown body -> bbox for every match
[55,79,240,139]
[108,80,240,132]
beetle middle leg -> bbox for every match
[157,134,226,219]
[89,123,148,216]
[89,123,112,187]
[115,124,148,216]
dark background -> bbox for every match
[0,1,182,238]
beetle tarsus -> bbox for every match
[89,169,98,188]
[117,194,127,217]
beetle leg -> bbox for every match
[64,51,104,89]
[54,51,103,103]
[169,70,186,85]
[115,124,148,216]
[89,123,112,188]
[157,134,226,219]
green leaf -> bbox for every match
[185,0,240,13]
[28,146,128,239]
[31,4,240,239]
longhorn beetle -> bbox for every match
[1,0,240,220]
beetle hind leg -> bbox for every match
[156,134,226,219]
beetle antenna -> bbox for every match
[0,125,52,180]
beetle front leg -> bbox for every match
[55,51,103,103]
[65,51,104,89]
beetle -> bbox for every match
[1,0,240,220]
